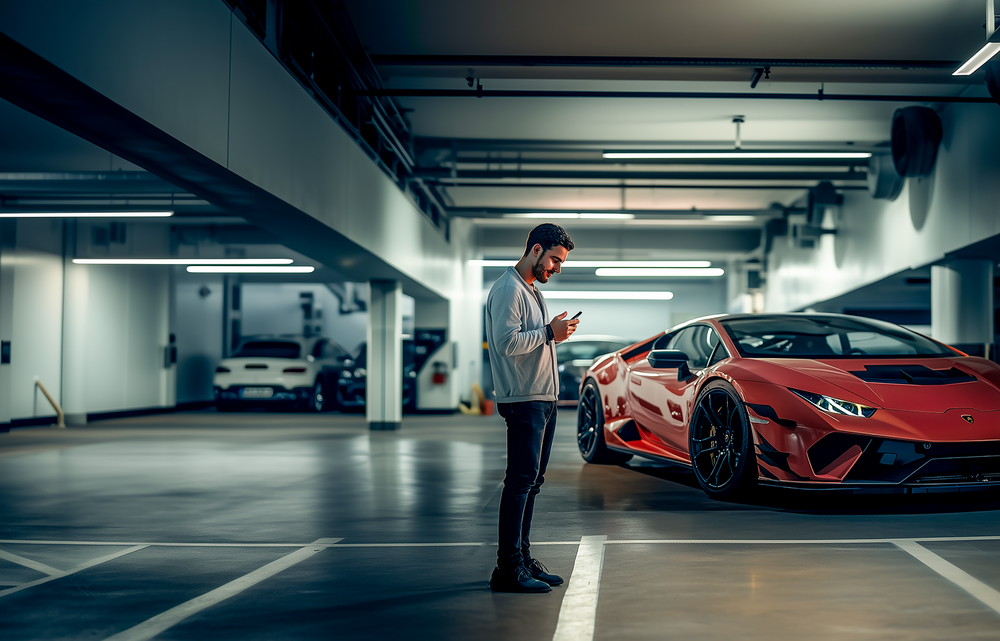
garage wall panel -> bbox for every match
[9,220,64,420]
[766,104,1000,312]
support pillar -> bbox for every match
[367,279,403,430]
[931,260,994,357]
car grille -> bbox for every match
[808,433,1000,484]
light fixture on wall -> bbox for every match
[73,258,295,265]
[602,151,872,160]
[501,213,636,220]
[596,267,725,277]
[187,266,316,274]
[954,3,1000,76]
[0,211,174,218]
[541,291,674,300]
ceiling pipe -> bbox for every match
[358,88,993,103]
[370,55,960,70]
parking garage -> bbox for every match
[2,1,1000,639]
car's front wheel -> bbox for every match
[578,380,632,465]
[688,380,757,500]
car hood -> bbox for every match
[728,357,1000,412]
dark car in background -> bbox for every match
[557,335,633,406]
[337,331,446,413]
[337,340,417,412]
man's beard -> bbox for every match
[532,255,551,283]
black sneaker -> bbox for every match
[489,565,552,593]
[526,558,564,586]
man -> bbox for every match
[485,223,579,593]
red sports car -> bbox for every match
[577,313,1000,499]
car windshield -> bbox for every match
[720,316,954,359]
[557,341,629,363]
[233,341,301,359]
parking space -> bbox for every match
[2,410,1000,640]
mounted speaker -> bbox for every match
[867,153,904,200]
[891,106,942,178]
[986,58,1000,105]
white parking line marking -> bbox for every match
[553,535,607,641]
[893,540,1000,617]
[0,545,148,598]
[0,548,64,576]
[104,538,342,641]
[0,535,999,549]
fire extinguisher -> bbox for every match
[432,362,447,385]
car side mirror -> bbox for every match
[648,349,692,379]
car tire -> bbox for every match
[307,379,326,413]
[577,380,632,465]
[688,379,757,500]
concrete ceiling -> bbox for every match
[344,0,994,268]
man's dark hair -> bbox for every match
[522,223,574,257]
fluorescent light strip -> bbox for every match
[186,266,315,274]
[602,152,872,160]
[0,211,174,218]
[953,41,1000,75]
[542,291,673,300]
[596,268,725,277]
[74,258,294,266]
[469,260,712,268]
[501,213,636,220]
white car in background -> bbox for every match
[213,335,355,412]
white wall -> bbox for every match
[765,103,1000,314]
[72,265,172,413]
[174,270,224,405]
[10,220,64,420]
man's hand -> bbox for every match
[549,311,579,342]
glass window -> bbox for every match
[708,339,730,367]
[322,341,350,360]
[721,315,953,359]
[234,341,301,359]
[667,325,718,370]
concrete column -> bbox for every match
[0,220,15,425]
[61,260,89,425]
[931,260,994,356]
[367,279,403,430]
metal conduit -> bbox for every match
[358,88,993,103]
[370,55,961,70]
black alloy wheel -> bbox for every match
[688,380,757,499]
[577,380,632,465]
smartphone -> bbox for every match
[570,311,583,320]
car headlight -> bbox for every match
[790,388,877,418]
[353,367,367,378]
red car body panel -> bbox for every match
[581,315,1000,491]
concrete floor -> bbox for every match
[1,409,999,640]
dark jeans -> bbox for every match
[496,400,557,568]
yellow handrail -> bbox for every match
[34,380,65,428]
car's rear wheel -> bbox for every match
[307,379,326,413]
[688,380,757,499]
[578,380,632,465]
